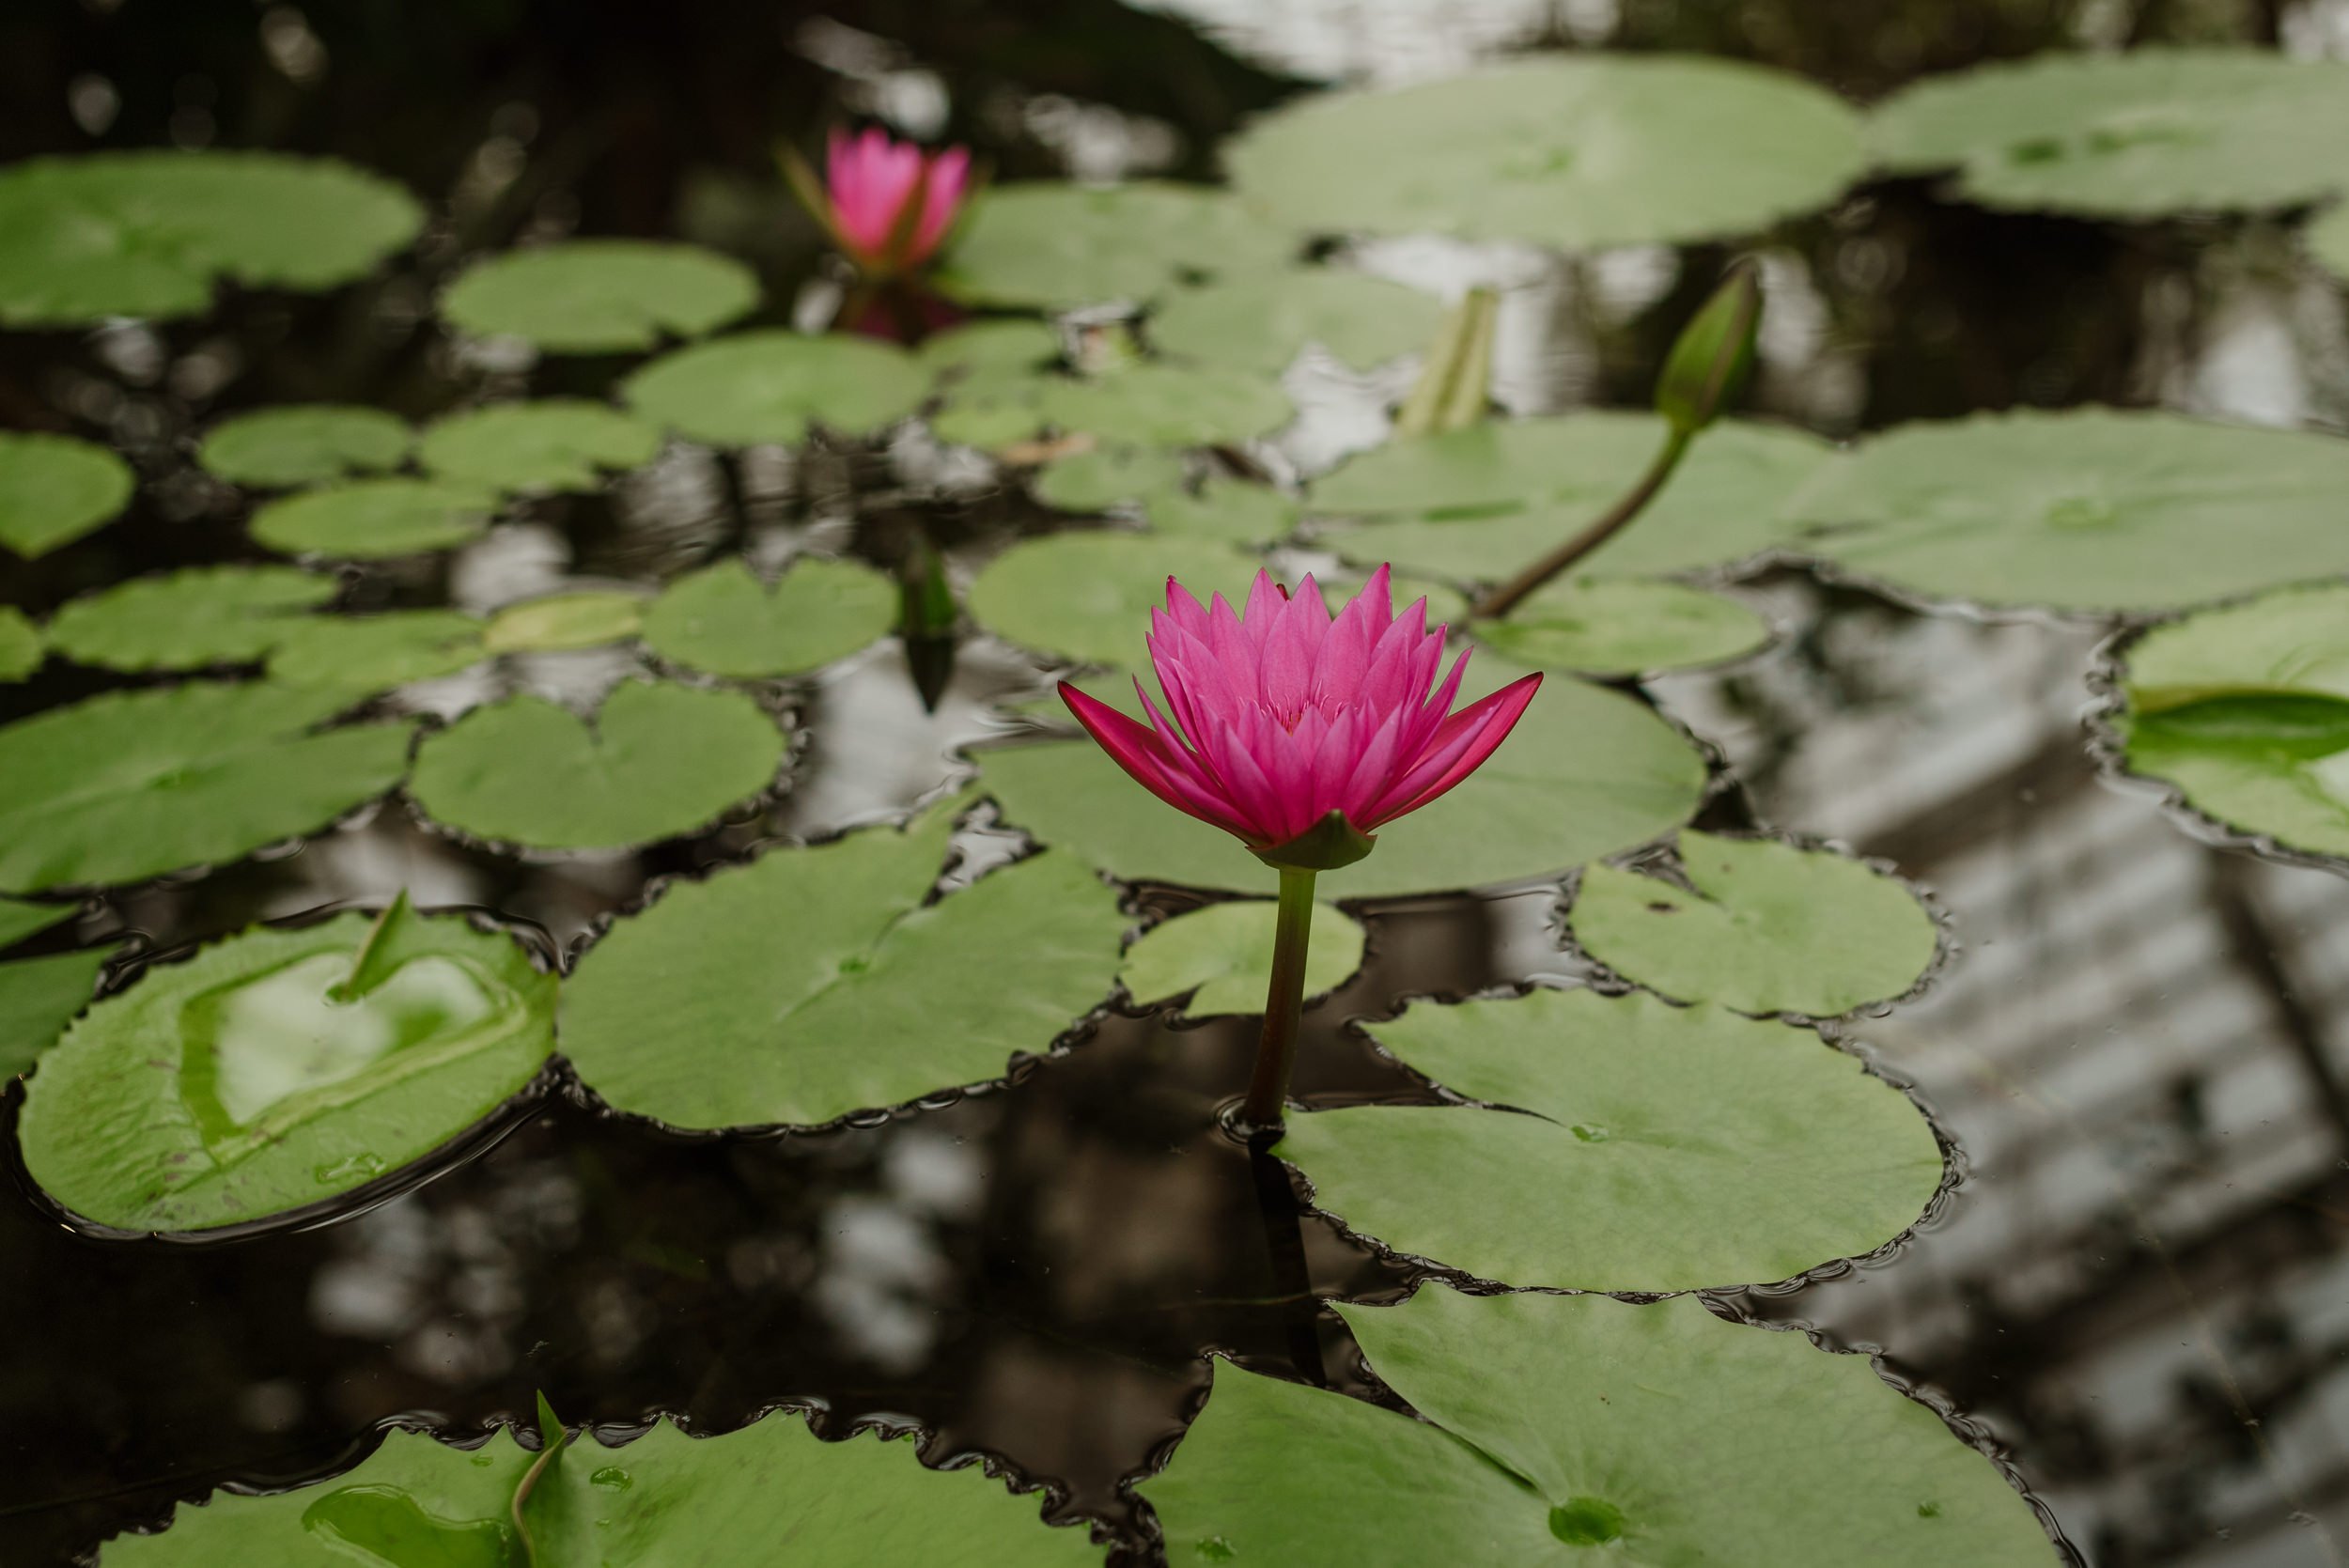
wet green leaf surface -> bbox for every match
[1150,269,1444,374]
[479,591,646,655]
[640,556,897,678]
[197,406,411,488]
[0,607,41,681]
[624,330,927,445]
[1121,898,1364,1017]
[1471,576,1772,675]
[941,181,1295,308]
[439,240,759,352]
[45,566,338,672]
[0,431,135,559]
[970,532,1263,666]
[418,400,662,492]
[250,478,504,560]
[0,948,108,1080]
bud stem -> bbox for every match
[1470,425,1691,621]
[1240,865,1320,1132]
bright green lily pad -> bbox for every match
[1226,55,1866,248]
[1278,986,1942,1288]
[0,150,423,328]
[1872,48,2349,217]
[250,477,503,560]
[0,947,108,1080]
[1569,831,1938,1016]
[970,532,1262,666]
[0,681,414,893]
[1791,408,2349,613]
[439,239,760,352]
[1033,446,1186,513]
[1121,899,1364,1017]
[268,611,485,697]
[480,590,646,654]
[940,181,1296,309]
[45,566,338,672]
[0,607,40,681]
[196,405,411,488]
[409,678,785,851]
[1151,269,1445,375]
[1471,575,1771,675]
[2313,202,2349,286]
[562,798,1123,1130]
[640,556,898,678]
[1144,481,1299,545]
[941,365,1293,450]
[1143,1286,2056,1566]
[0,431,135,559]
[418,400,663,492]
[624,330,927,446]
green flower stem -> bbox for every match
[1469,425,1691,621]
[1241,864,1320,1131]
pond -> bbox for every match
[5,3,2349,1564]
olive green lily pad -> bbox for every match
[196,405,411,488]
[1151,269,1445,374]
[1278,986,1941,1289]
[1144,481,1299,545]
[1226,55,1866,248]
[439,239,760,352]
[624,330,927,446]
[267,611,485,697]
[1033,446,1186,513]
[970,533,1263,667]
[562,798,1123,1130]
[0,150,423,328]
[45,566,338,672]
[1142,1286,2057,1567]
[409,678,785,851]
[250,477,504,560]
[1121,899,1364,1017]
[1872,48,2349,217]
[20,897,554,1234]
[0,431,135,559]
[641,556,898,678]
[0,681,414,893]
[2312,202,2349,286]
[480,590,646,655]
[1471,575,1771,675]
[0,948,109,1080]
[1569,831,1938,1016]
[941,365,1293,450]
[1791,408,2349,613]
[418,400,663,492]
[940,181,1296,309]
[0,607,40,681]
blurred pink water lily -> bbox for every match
[821,127,972,275]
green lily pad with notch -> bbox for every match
[1142,1285,2057,1567]
[1791,408,2349,613]
[1471,575,1771,676]
[0,431,135,560]
[1569,831,1937,1016]
[480,590,646,655]
[1121,898,1363,1017]
[197,405,411,489]
[19,897,554,1233]
[562,796,1123,1130]
[268,611,485,698]
[0,607,40,681]
[0,680,415,893]
[439,239,760,353]
[1276,986,1941,1289]
[1872,48,2349,218]
[940,181,1296,309]
[410,678,785,851]
[1226,54,1866,249]
[0,947,109,1080]
[1032,446,1186,513]
[250,477,503,560]
[2313,202,2349,286]
[0,150,423,328]
[45,565,338,672]
[640,556,897,679]
[418,400,663,493]
[1144,481,1299,545]
[624,330,927,446]
[970,532,1263,667]
[1150,269,1445,375]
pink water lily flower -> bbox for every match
[824,127,972,274]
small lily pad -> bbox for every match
[987,365,1295,449]
[1144,481,1299,545]
[0,431,135,559]
[640,556,897,679]
[439,239,760,352]
[0,948,110,1080]
[480,590,646,655]
[45,566,338,672]
[970,533,1263,667]
[268,611,485,697]
[196,406,411,488]
[1569,831,1938,1016]
[1121,899,1364,1017]
[250,477,503,560]
[417,400,663,492]
[940,182,1296,308]
[1471,576,1772,676]
[1033,446,1186,513]
[624,330,928,446]
[1151,269,1445,374]
[0,607,41,681]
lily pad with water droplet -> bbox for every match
[562,797,1123,1130]
[409,678,786,852]
[970,532,1264,667]
[196,405,411,489]
[640,556,898,679]
[479,590,646,655]
[1569,831,1937,1016]
[1471,575,1772,676]
[0,607,40,681]
[940,181,1297,309]
[417,400,663,492]
[0,948,109,1080]
[438,239,760,352]
[1142,1285,2056,1567]
[45,565,338,672]
[250,477,504,560]
[1121,899,1364,1017]
[1032,446,1186,513]
[0,431,136,559]
[1276,986,1942,1289]
[624,329,928,446]
[1150,268,1446,375]
[267,611,486,699]
[19,897,555,1234]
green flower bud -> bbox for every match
[1655,261,1762,436]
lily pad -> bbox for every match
[0,607,40,681]
[250,477,504,560]
[1033,446,1186,513]
[1872,48,2349,217]
[1791,408,2349,613]
[1142,1286,2056,1566]
[439,239,760,352]
[20,898,555,1234]
[0,681,414,893]
[2312,202,2349,286]
[1277,986,1942,1289]
[0,431,135,559]
[1144,481,1299,545]
[196,405,411,488]
[640,556,898,678]
[0,948,109,1080]
[0,150,423,328]
[480,590,646,655]
[562,798,1123,1130]
[1569,831,1938,1016]
[940,181,1296,308]
[942,365,1293,450]
[44,566,338,672]
[1150,269,1445,374]
[1471,575,1771,675]
[1225,55,1866,249]
[409,678,786,851]
[1121,899,1364,1017]
[624,330,927,446]
[268,611,485,697]
[970,533,1263,666]
[918,318,1064,389]
[418,400,663,492]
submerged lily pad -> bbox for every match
[1122,899,1364,1017]
[439,239,760,352]
[45,566,338,672]
[409,678,785,851]
[196,405,411,489]
[1143,481,1299,544]
[1472,575,1772,675]
[0,607,41,681]
[0,431,135,559]
[0,948,108,1080]
[0,150,423,328]
[418,400,663,492]
[1570,832,1938,1015]
[641,556,898,678]
[562,799,1123,1130]
[250,477,503,560]
[970,533,1262,667]
[479,590,646,655]
[1150,269,1445,375]
[268,611,485,697]
[1032,446,1186,513]
[1226,55,1866,248]
[624,330,927,446]
[0,681,414,893]
[1278,986,1941,1289]
[1142,1286,2056,1566]
[941,181,1295,308]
